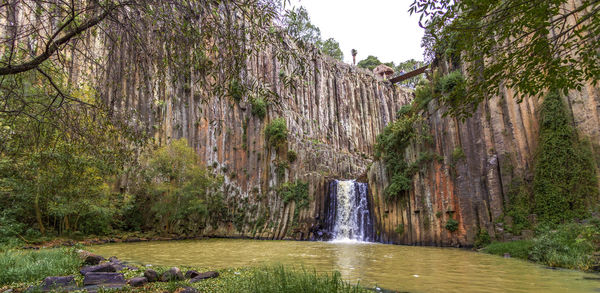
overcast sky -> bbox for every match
[287,0,425,65]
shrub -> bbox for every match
[229,79,244,102]
[250,97,267,119]
[287,150,297,163]
[438,70,466,107]
[445,218,459,232]
[474,229,491,248]
[529,222,600,270]
[278,180,309,209]
[265,118,288,149]
[451,146,465,162]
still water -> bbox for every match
[90,239,600,292]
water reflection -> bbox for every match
[90,239,600,292]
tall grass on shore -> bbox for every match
[244,265,367,293]
[0,248,82,285]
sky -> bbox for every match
[287,0,425,65]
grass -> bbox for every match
[0,248,82,286]
[482,240,534,260]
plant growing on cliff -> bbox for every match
[265,118,288,149]
[445,218,459,232]
[250,97,268,119]
[287,150,298,163]
[533,91,598,225]
[375,107,433,201]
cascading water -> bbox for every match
[322,179,374,242]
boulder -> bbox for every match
[83,272,126,286]
[108,256,121,263]
[127,277,148,287]
[84,254,105,265]
[160,267,184,282]
[189,271,219,283]
[80,263,117,275]
[40,276,77,291]
[185,270,200,279]
[144,269,159,282]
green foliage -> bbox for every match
[445,218,459,232]
[357,55,382,71]
[130,139,223,234]
[410,0,600,118]
[413,80,435,110]
[375,107,432,201]
[275,160,289,180]
[287,150,297,163]
[529,221,600,270]
[474,229,491,248]
[504,179,533,234]
[437,70,467,116]
[451,146,465,162]
[278,181,309,209]
[318,38,344,61]
[394,59,426,89]
[265,118,288,149]
[533,91,598,225]
[250,97,267,119]
[229,79,244,102]
[283,6,321,45]
[482,240,534,260]
[0,248,82,285]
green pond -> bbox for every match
[90,239,600,292]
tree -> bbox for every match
[357,55,382,71]
[282,6,321,45]
[410,0,600,118]
[318,38,344,61]
[135,139,223,234]
[351,49,357,65]
[282,6,345,62]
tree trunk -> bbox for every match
[35,170,45,235]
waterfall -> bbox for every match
[327,180,374,242]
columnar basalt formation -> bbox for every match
[104,33,599,245]
[103,38,411,239]
[368,82,600,246]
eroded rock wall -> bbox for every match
[368,82,600,246]
[103,37,412,239]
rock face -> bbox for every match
[102,33,410,241]
[367,82,600,246]
[101,31,599,246]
